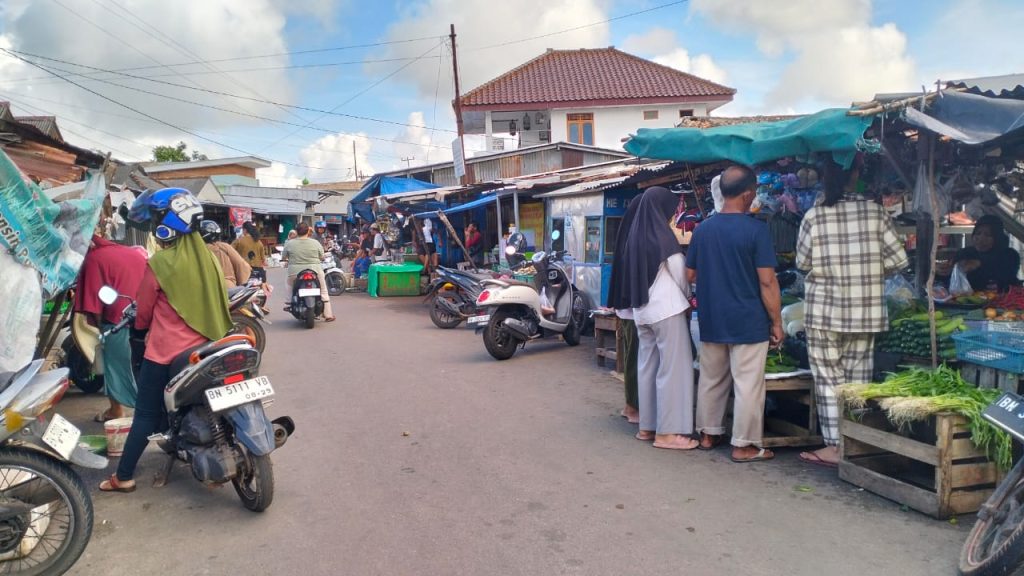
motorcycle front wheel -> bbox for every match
[229,315,266,355]
[960,464,1024,575]
[0,448,94,576]
[233,452,275,513]
[326,272,345,296]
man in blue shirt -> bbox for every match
[686,165,783,463]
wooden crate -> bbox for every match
[838,402,1003,519]
[960,362,1024,394]
[761,377,822,448]
[593,314,623,374]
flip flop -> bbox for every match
[99,474,136,493]
[635,431,655,441]
[619,408,640,425]
[731,448,775,463]
[653,435,699,451]
[93,411,118,423]
[324,317,336,322]
[698,433,726,451]
[798,451,838,469]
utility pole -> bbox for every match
[450,24,473,185]
[401,156,415,169]
[352,140,359,182]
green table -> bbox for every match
[368,262,424,297]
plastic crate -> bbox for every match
[512,274,535,283]
[377,270,420,297]
[953,330,1024,374]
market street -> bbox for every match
[55,270,964,576]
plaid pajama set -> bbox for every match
[795,196,908,446]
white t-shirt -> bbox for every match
[422,220,434,244]
[632,253,691,326]
[372,233,388,261]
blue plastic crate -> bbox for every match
[953,330,1024,374]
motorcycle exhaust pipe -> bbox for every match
[502,318,535,341]
[437,297,464,316]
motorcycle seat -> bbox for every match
[169,334,254,377]
[481,278,534,289]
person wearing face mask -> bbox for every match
[687,165,782,463]
[953,215,1020,292]
[624,187,697,451]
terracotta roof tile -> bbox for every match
[460,47,735,108]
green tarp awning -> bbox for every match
[623,108,873,168]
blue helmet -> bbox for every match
[315,220,327,229]
[129,187,203,242]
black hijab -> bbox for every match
[622,187,682,309]
[607,195,643,310]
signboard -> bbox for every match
[452,138,466,180]
[229,207,253,226]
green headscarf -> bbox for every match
[148,232,232,341]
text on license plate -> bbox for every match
[983,392,1024,441]
[297,288,321,297]
[42,414,80,460]
[206,376,275,412]
[467,314,490,325]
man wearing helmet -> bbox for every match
[199,220,251,289]
[102,188,233,494]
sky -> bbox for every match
[0,0,1022,187]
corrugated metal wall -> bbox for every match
[393,147,628,185]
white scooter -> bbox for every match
[470,231,589,360]
[322,253,346,296]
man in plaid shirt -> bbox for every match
[795,158,908,468]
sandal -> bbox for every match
[99,474,136,493]
[653,435,700,451]
[798,451,838,469]
[698,433,726,451]
[635,431,655,441]
[731,448,775,463]
[324,316,336,322]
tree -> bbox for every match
[152,141,207,162]
[302,177,310,186]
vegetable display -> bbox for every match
[838,366,1012,470]
[765,349,801,373]
[877,311,966,360]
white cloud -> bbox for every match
[373,0,611,103]
[622,28,728,85]
[298,132,375,181]
[257,162,304,188]
[915,0,1024,85]
[390,111,453,168]
[691,0,915,110]
[0,0,341,157]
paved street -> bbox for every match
[61,269,965,576]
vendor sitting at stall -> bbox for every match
[953,215,1021,292]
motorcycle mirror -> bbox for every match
[531,252,546,263]
[551,230,561,241]
[504,245,517,256]
[98,286,119,305]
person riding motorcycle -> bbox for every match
[313,221,335,252]
[99,188,233,494]
[232,221,267,282]
[282,222,336,322]
[200,220,251,289]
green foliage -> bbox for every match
[152,141,206,162]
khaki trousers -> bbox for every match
[287,270,334,319]
[696,341,769,447]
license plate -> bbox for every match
[297,288,320,297]
[42,414,80,460]
[205,376,275,412]
[983,392,1024,441]
[467,314,491,325]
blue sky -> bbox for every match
[1,0,1022,185]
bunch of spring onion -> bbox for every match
[839,366,1013,470]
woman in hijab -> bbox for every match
[101,189,232,493]
[623,187,697,450]
[953,215,1020,292]
[607,195,643,424]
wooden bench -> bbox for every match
[593,314,623,374]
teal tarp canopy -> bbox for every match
[623,108,873,168]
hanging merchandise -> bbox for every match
[0,150,105,298]
[911,162,933,215]
[0,251,42,372]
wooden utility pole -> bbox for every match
[450,24,473,185]
[352,140,359,181]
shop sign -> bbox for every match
[229,207,253,225]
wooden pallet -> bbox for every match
[838,402,1003,519]
[723,376,822,448]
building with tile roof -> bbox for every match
[459,47,735,152]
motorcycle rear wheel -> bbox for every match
[229,315,266,355]
[483,311,518,360]
[430,295,463,329]
[0,449,93,575]
[304,306,315,329]
[326,272,345,296]
[960,466,1024,575]
[233,453,275,513]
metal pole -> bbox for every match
[352,140,359,181]
[450,24,473,185]
[513,191,520,230]
[496,193,504,265]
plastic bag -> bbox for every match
[884,274,917,308]
[0,251,42,373]
[950,263,973,296]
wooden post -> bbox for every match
[436,210,472,267]
[34,291,69,360]
[925,134,940,368]
[449,25,474,185]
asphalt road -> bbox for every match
[60,268,965,576]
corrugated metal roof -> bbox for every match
[220,193,306,215]
[949,74,1024,99]
[533,176,630,198]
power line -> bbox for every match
[0,47,365,172]
[6,50,458,133]
[6,99,146,160]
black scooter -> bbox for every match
[289,269,324,329]
[424,266,492,329]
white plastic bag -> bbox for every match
[0,252,42,373]
[950,263,973,296]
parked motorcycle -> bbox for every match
[424,266,491,329]
[60,312,104,394]
[959,392,1024,575]
[472,231,589,360]
[227,279,270,355]
[322,254,347,297]
[289,269,325,329]
[0,359,107,574]
[98,286,294,512]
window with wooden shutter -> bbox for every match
[566,113,594,145]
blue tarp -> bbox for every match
[413,194,495,218]
[903,90,1024,145]
[623,108,874,168]
[348,175,440,222]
